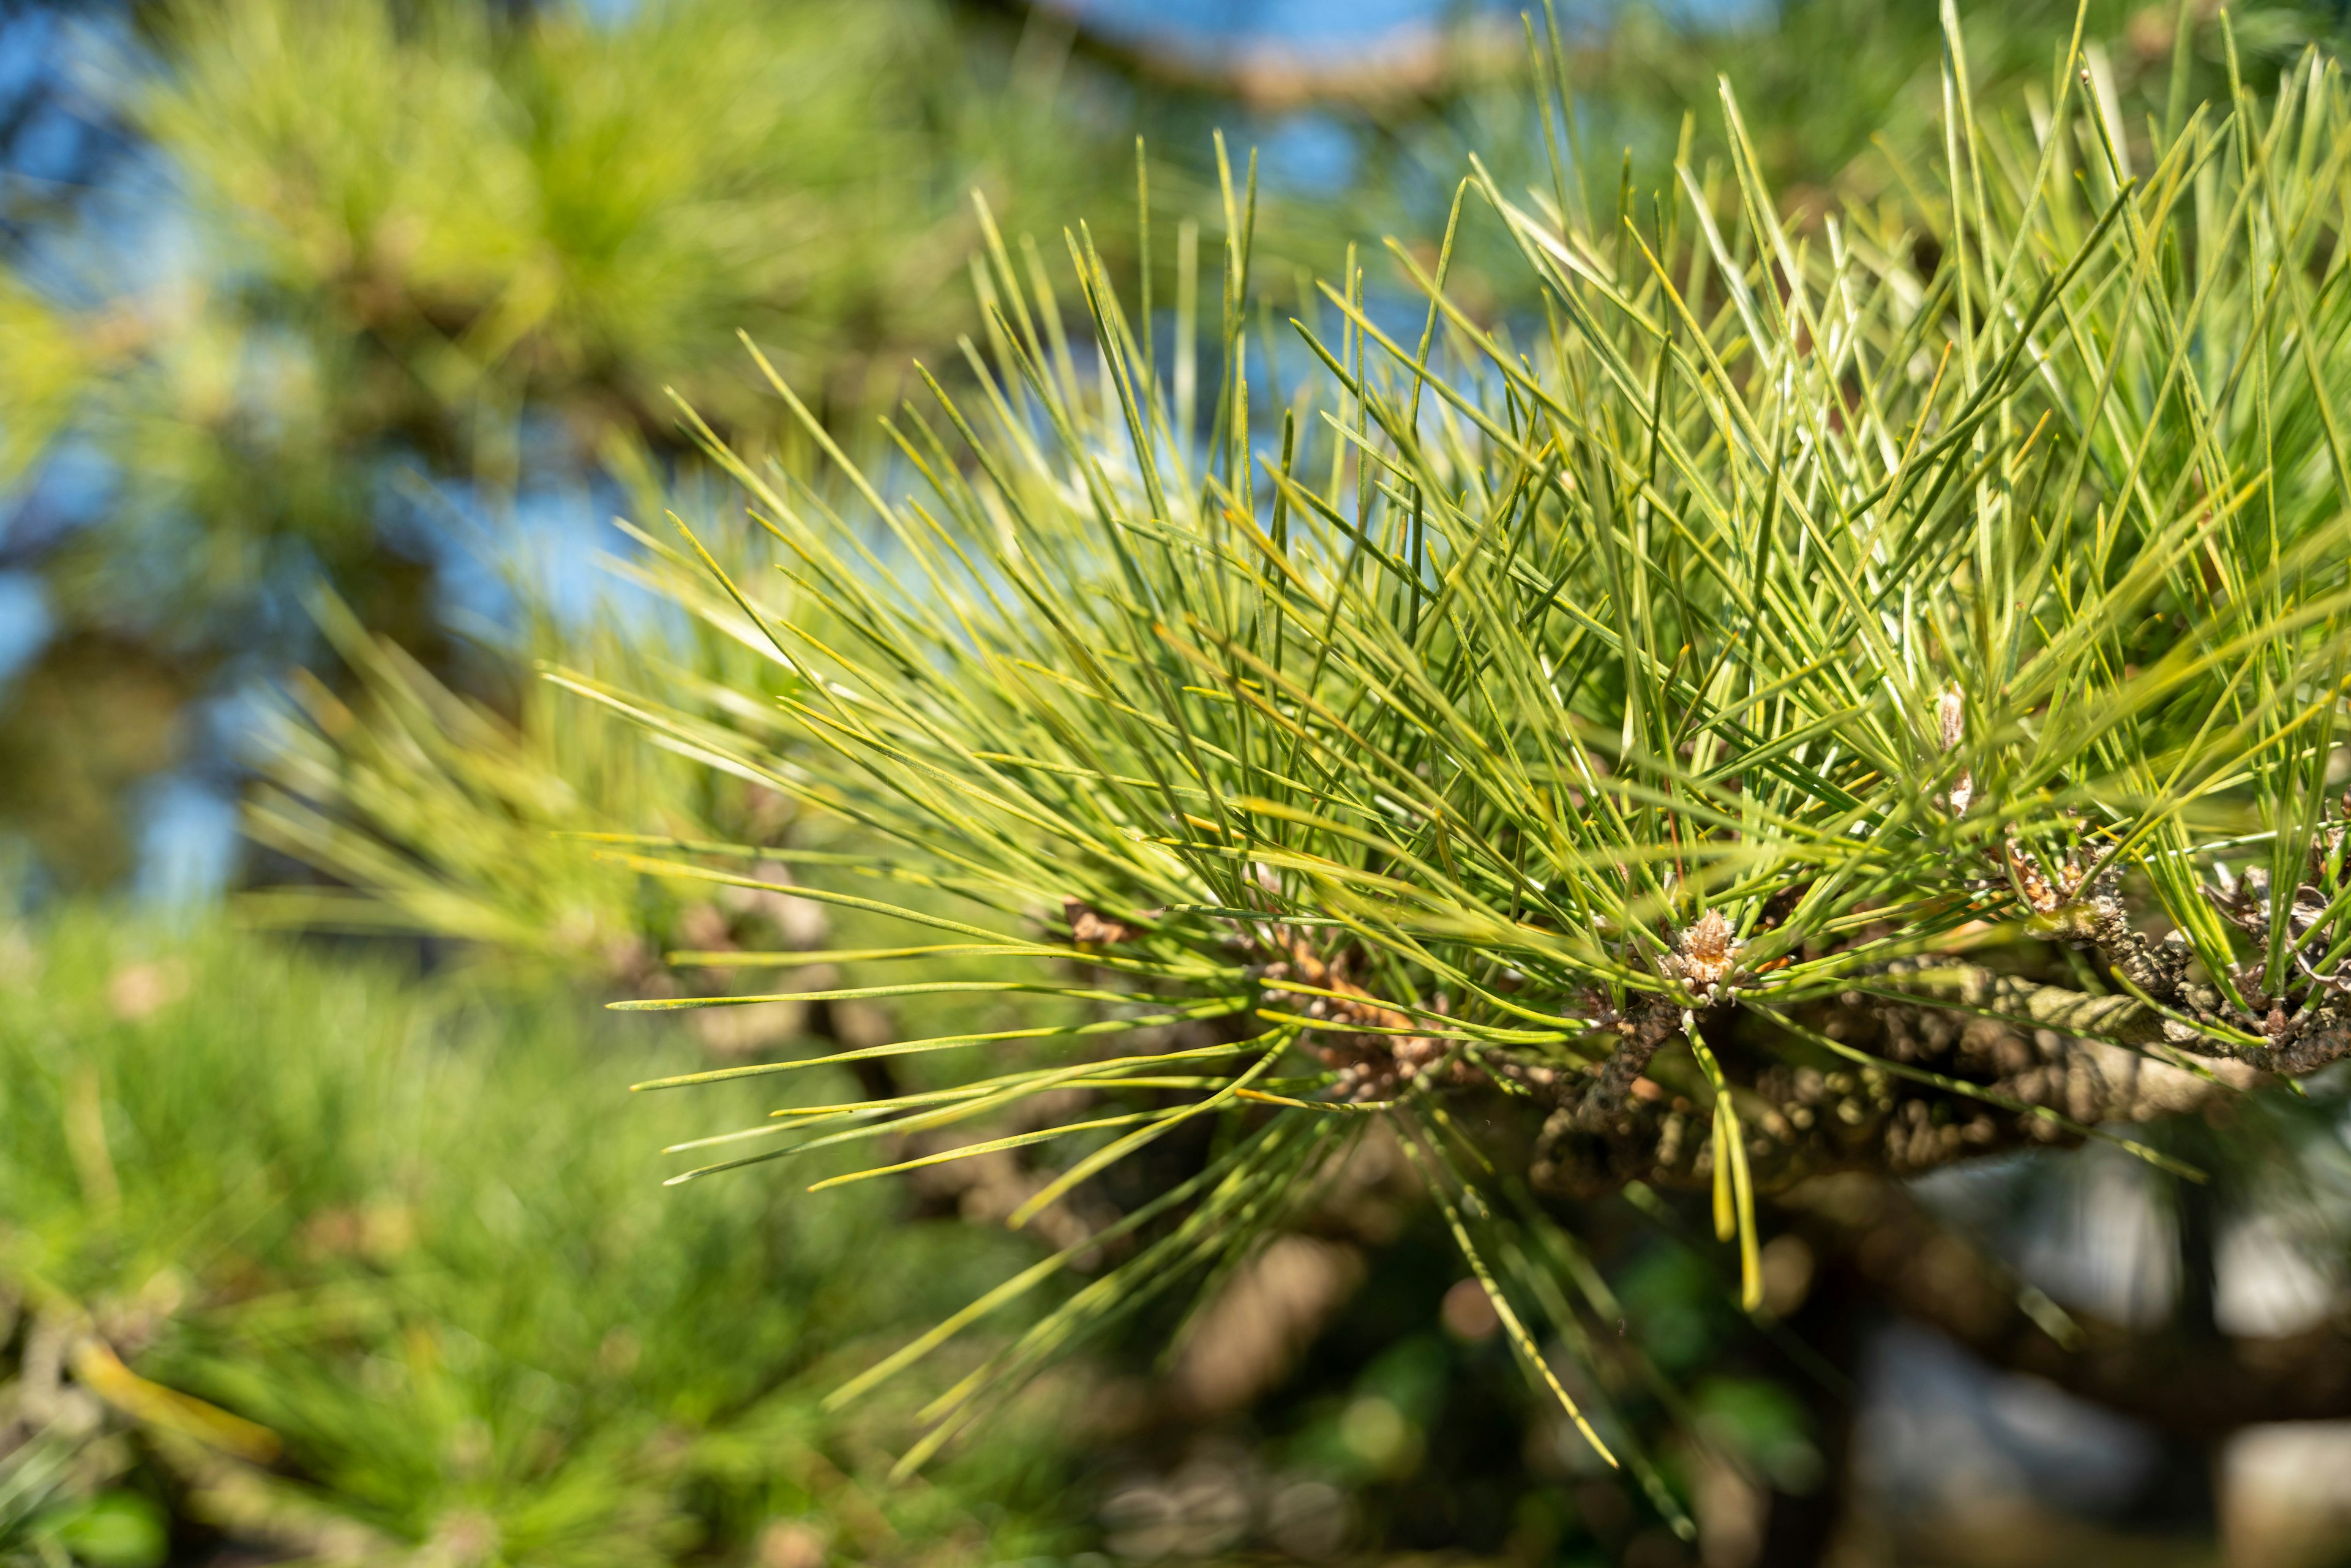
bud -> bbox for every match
[1937,687,1972,815]
[1936,688,1965,752]
[1663,908,1742,998]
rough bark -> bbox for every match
[1528,960,2350,1202]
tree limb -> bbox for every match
[1526,962,2342,1200]
[1784,1173,2351,1431]
[966,0,1534,113]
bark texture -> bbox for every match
[1526,960,2323,1201]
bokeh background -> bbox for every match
[6,2,2351,1566]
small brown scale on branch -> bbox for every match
[1256,935,1452,1101]
[1565,988,1684,1134]
[1063,902,1454,1100]
[1064,897,1149,947]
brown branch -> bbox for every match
[1526,964,2331,1201]
[967,1,1537,114]
[1572,991,1684,1131]
[1785,1174,2351,1431]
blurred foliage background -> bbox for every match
[9,1,2351,1566]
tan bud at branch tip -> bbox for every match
[1936,688,1972,815]
[1663,908,1743,997]
[1937,687,1965,752]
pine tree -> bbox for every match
[587,14,2351,1509]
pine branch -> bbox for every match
[1787,1175,2351,1432]
[238,10,2351,1468]
[1529,958,2343,1201]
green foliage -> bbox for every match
[0,912,1076,1567]
[15,0,1120,628]
[7,0,2333,897]
[1589,0,2316,187]
[21,0,2350,1549]
[0,0,1145,889]
[143,0,1109,418]
[240,589,710,980]
[577,7,2351,1476]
